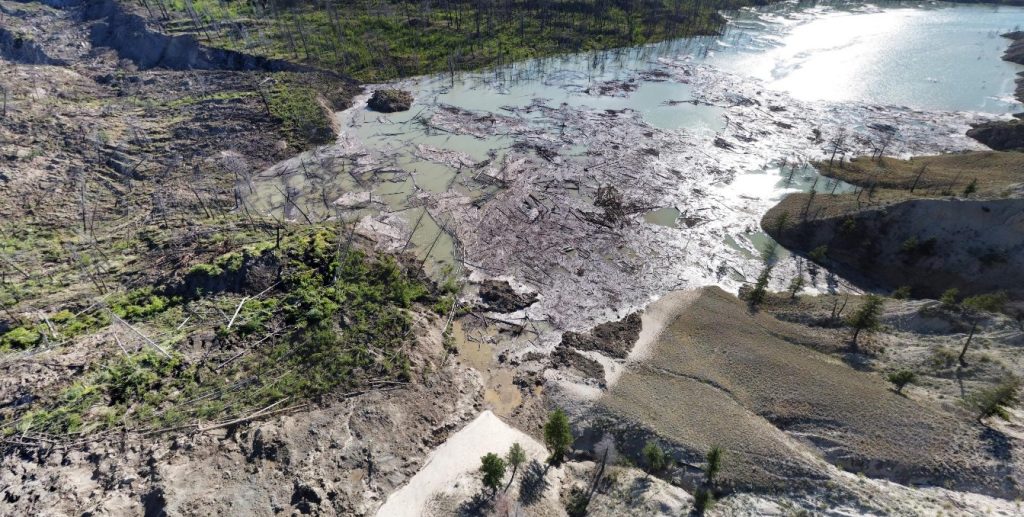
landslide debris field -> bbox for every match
[3,0,1024,516]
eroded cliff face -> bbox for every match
[1003,30,1024,66]
[968,31,1024,150]
[765,197,1024,300]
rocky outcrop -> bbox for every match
[1001,31,1024,110]
[367,89,413,113]
[967,119,1024,150]
[1003,31,1024,66]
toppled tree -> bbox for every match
[958,292,1008,367]
[479,452,507,496]
[967,377,1020,424]
[585,184,652,228]
[505,442,527,487]
[847,294,884,349]
[642,440,667,475]
[544,409,573,465]
[887,370,916,395]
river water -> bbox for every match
[250,1,1024,336]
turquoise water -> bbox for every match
[715,2,1024,113]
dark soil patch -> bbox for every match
[561,312,641,359]
[368,89,413,113]
[478,280,537,313]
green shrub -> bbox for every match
[808,244,828,262]
[887,370,916,394]
[642,440,667,474]
[939,288,959,309]
[0,326,42,350]
[268,81,332,147]
[891,286,912,300]
[110,287,176,321]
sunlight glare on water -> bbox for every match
[716,4,1024,112]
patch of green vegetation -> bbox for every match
[267,79,333,148]
[165,90,256,108]
[156,0,766,82]
[13,349,190,435]
[6,229,441,438]
[51,309,111,340]
[0,326,42,351]
[109,287,179,321]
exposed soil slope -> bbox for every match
[765,195,1024,299]
[602,287,1021,498]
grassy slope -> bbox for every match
[816,152,1024,200]
[153,0,767,82]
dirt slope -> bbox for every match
[765,195,1024,299]
[603,287,1020,498]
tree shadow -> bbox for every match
[456,492,493,517]
[518,460,549,506]
[630,475,653,494]
[955,366,967,399]
[980,426,1013,461]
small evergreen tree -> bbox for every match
[887,370,916,395]
[505,442,527,485]
[479,453,506,495]
[787,276,805,300]
[939,288,959,309]
[891,286,912,300]
[705,446,722,485]
[748,264,773,306]
[847,294,884,348]
[694,488,715,514]
[642,440,666,474]
[967,377,1020,423]
[963,178,978,197]
[808,244,828,262]
[543,409,573,465]
[958,292,1008,366]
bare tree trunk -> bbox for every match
[910,165,927,192]
[958,321,977,367]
